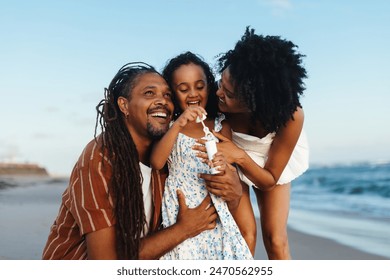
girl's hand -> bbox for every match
[193,139,208,161]
[175,106,206,128]
[209,152,226,172]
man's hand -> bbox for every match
[175,190,217,238]
[198,156,243,212]
[139,190,217,259]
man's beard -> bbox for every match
[146,122,168,140]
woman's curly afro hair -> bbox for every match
[217,26,307,132]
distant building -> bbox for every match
[0,163,48,176]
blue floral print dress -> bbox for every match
[160,114,253,260]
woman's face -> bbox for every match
[216,67,249,113]
[172,63,208,111]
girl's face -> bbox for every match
[172,63,208,111]
[216,67,250,113]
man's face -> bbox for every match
[126,72,174,140]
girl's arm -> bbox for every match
[150,106,206,170]
[150,121,182,170]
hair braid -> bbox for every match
[94,62,158,259]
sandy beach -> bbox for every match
[0,177,387,260]
[255,220,386,260]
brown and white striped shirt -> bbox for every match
[42,137,164,259]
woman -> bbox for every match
[195,27,309,259]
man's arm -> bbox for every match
[85,190,217,260]
[198,157,243,211]
[86,227,117,259]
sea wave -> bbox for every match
[296,162,390,199]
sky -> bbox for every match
[0,0,389,176]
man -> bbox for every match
[42,62,242,259]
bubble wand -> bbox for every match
[196,115,219,174]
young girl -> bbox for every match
[150,52,255,259]
[195,27,309,259]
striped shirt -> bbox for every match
[42,137,164,260]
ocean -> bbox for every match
[267,162,390,258]
[1,162,389,259]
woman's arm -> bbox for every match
[207,108,304,191]
[237,108,304,190]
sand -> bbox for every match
[0,179,387,260]
[254,219,386,260]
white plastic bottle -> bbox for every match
[205,139,219,174]
[197,113,220,174]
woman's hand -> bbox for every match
[193,130,245,165]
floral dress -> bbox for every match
[160,114,253,260]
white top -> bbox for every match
[140,162,152,236]
[232,129,309,187]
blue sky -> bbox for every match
[1,0,389,176]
